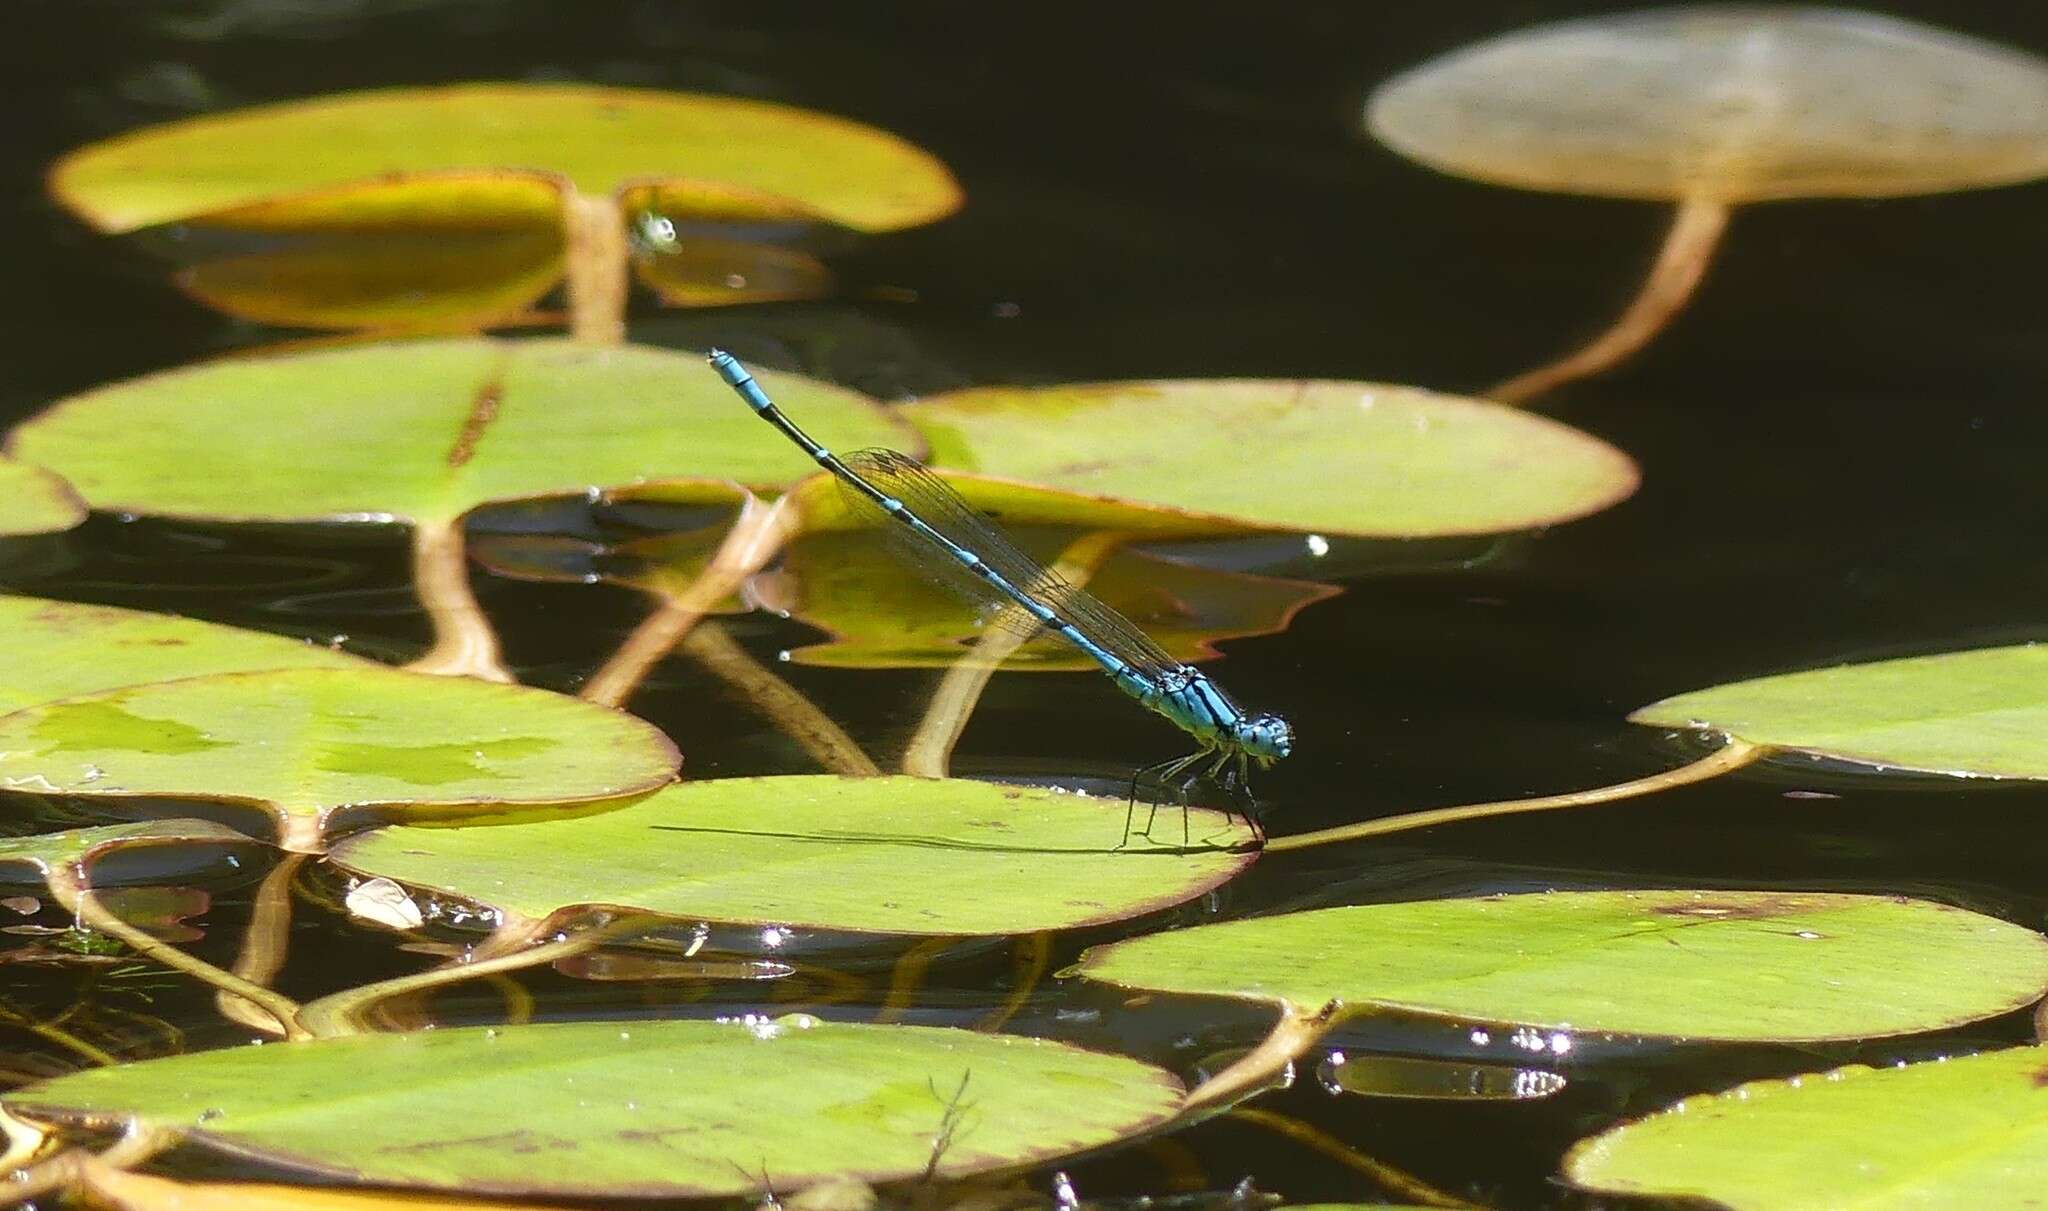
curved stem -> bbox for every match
[0,1107,47,1174]
[875,937,953,1025]
[1228,1107,1484,1209]
[216,853,306,1038]
[403,517,513,683]
[296,912,664,1037]
[564,190,628,345]
[582,493,798,707]
[1490,195,1730,406]
[678,624,880,775]
[1265,739,1761,855]
[45,864,309,1041]
[975,931,1052,1032]
[901,530,1127,778]
[0,1005,118,1068]
[1181,998,1345,1117]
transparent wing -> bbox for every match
[838,449,1183,677]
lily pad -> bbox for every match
[0,595,364,715]
[7,338,914,526]
[0,459,85,537]
[0,819,259,885]
[1565,1044,2048,1208]
[4,1017,1183,1197]
[75,1165,572,1211]
[899,380,1638,536]
[1631,645,2048,779]
[50,82,962,236]
[330,775,1255,936]
[0,667,679,853]
[1068,890,2048,1041]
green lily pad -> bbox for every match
[0,667,679,853]
[1069,890,2048,1041]
[900,380,1638,536]
[1632,644,2048,779]
[4,1017,1182,1197]
[50,82,962,236]
[7,338,913,527]
[0,459,85,537]
[330,775,1255,936]
[1565,1044,2048,1208]
[0,595,365,715]
[0,819,259,884]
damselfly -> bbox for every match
[708,350,1291,848]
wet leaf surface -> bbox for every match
[900,380,1638,536]
[7,338,915,526]
[6,1017,1183,1197]
[0,668,679,852]
[1070,890,2048,1041]
[52,82,962,235]
[1565,1043,2048,1208]
[0,595,364,715]
[1632,644,2048,778]
[331,774,1256,936]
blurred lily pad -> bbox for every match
[900,380,1638,536]
[1632,644,2048,778]
[0,459,85,537]
[1069,890,2048,1041]
[0,595,363,715]
[1566,1044,2048,1207]
[330,775,1255,937]
[0,668,679,852]
[51,82,963,236]
[6,1017,1182,1197]
[75,1165,575,1211]
[7,338,914,526]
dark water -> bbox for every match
[5,2,2048,1206]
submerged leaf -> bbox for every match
[330,775,1256,936]
[0,668,679,853]
[0,595,363,715]
[1566,1044,2048,1208]
[0,820,259,884]
[1070,890,2048,1041]
[1632,644,2048,778]
[51,83,962,235]
[901,379,1638,536]
[7,338,914,526]
[6,1018,1182,1197]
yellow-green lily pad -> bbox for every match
[330,775,1255,936]
[0,667,679,853]
[0,458,85,537]
[900,380,1638,536]
[1632,644,2048,779]
[50,82,962,236]
[1069,890,2048,1041]
[1566,1044,2048,1208]
[0,594,364,715]
[7,338,913,526]
[4,1017,1182,1197]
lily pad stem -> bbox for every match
[1264,738,1761,854]
[902,530,1127,777]
[1228,1106,1485,1209]
[44,863,310,1041]
[216,853,307,1038]
[1182,999,1347,1116]
[564,190,629,345]
[403,516,513,683]
[1490,194,1729,405]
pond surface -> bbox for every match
[4,2,2048,1206]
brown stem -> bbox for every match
[975,931,1052,1032]
[678,624,880,776]
[1490,195,1731,406]
[563,190,629,345]
[1228,1107,1485,1209]
[45,864,309,1041]
[875,937,954,1025]
[1264,739,1761,854]
[403,516,513,683]
[215,853,306,1038]
[902,530,1127,778]
[1181,998,1346,1117]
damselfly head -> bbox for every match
[1237,712,1292,762]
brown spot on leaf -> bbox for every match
[1649,896,1805,923]
[445,375,505,468]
